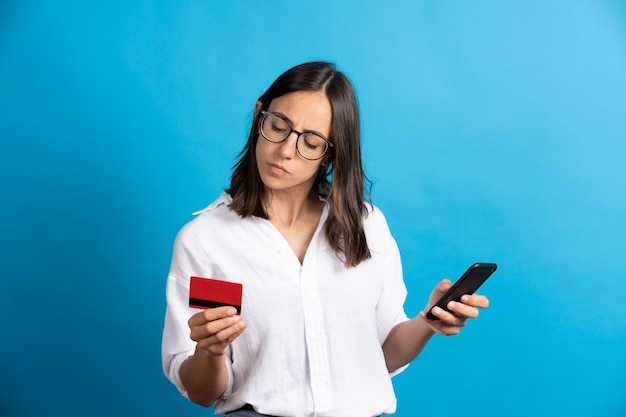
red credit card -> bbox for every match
[189,276,243,314]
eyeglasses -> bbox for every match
[259,110,333,161]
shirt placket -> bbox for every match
[300,231,332,416]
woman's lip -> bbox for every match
[269,163,289,174]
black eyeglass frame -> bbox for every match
[259,110,334,161]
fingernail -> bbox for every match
[461,295,469,303]
[448,301,456,309]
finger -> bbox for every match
[188,306,239,328]
[429,306,466,327]
[435,279,452,294]
[460,294,490,308]
[190,314,244,342]
[420,309,462,336]
[196,318,247,350]
[447,301,479,319]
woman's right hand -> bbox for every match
[188,306,247,357]
[181,306,246,406]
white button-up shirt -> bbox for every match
[162,192,409,417]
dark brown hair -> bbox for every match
[228,61,371,267]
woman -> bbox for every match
[162,62,489,417]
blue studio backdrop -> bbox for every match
[1,1,625,416]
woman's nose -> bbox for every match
[277,132,298,158]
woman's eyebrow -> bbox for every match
[271,111,293,124]
[272,111,329,139]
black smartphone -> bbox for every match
[426,262,497,320]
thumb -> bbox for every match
[425,279,453,311]
[435,279,453,294]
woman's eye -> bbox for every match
[272,123,288,133]
[302,137,321,150]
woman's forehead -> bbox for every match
[268,91,332,134]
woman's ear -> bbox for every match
[254,100,263,118]
[253,101,264,134]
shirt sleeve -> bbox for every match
[375,237,409,339]
[161,220,235,398]
[370,208,411,376]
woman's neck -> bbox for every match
[263,189,325,264]
[263,189,322,228]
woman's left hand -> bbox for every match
[419,279,490,336]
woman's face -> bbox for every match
[255,90,332,196]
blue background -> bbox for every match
[1,1,625,416]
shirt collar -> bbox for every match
[192,191,232,215]
[192,191,330,216]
